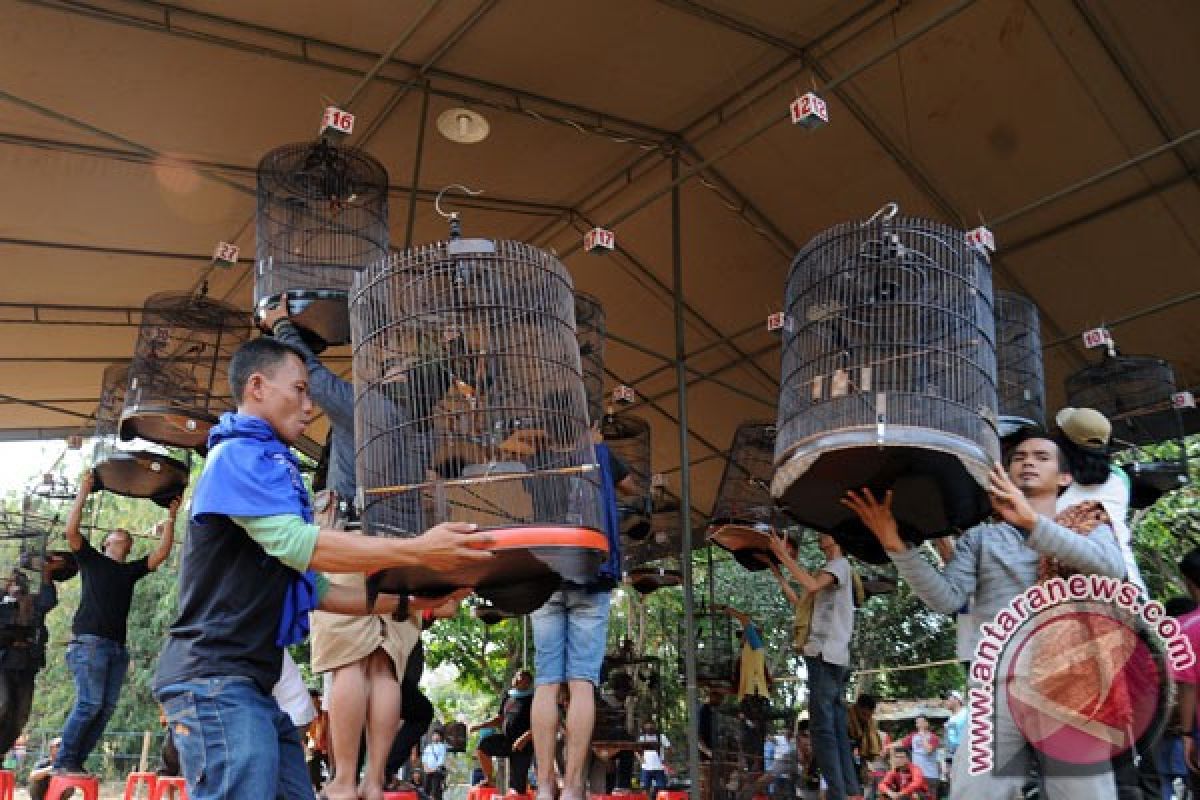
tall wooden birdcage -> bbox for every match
[92,364,188,506]
[1066,353,1183,445]
[575,292,606,425]
[120,292,252,451]
[709,422,792,571]
[1066,351,1191,507]
[686,606,737,689]
[772,205,999,556]
[623,507,703,594]
[600,411,653,541]
[994,290,1045,437]
[350,212,609,613]
[254,140,389,351]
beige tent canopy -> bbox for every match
[0,0,1197,514]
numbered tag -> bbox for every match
[612,385,636,405]
[212,241,240,266]
[1173,391,1196,409]
[789,92,829,128]
[766,312,793,333]
[965,226,995,253]
[320,105,355,137]
[584,227,616,254]
[1082,327,1112,350]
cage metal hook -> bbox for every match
[863,202,899,226]
[435,184,484,220]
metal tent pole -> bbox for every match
[672,151,702,800]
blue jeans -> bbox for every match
[640,768,667,799]
[531,588,611,685]
[156,676,311,800]
[56,634,130,769]
[805,656,860,800]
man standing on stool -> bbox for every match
[55,473,177,773]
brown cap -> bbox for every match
[1055,407,1111,451]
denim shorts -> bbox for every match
[531,587,611,686]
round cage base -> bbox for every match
[256,290,350,353]
[773,430,994,565]
[120,406,216,451]
[707,524,779,572]
[368,526,609,615]
[1122,461,1189,510]
[93,450,189,508]
[626,566,682,594]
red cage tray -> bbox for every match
[370,526,609,615]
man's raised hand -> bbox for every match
[840,488,904,552]
[987,463,1038,531]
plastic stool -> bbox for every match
[124,772,158,799]
[658,793,689,800]
[46,774,100,800]
[384,792,420,800]
[151,776,189,800]
[470,787,498,800]
[0,769,14,800]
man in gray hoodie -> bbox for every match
[842,431,1126,800]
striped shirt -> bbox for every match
[890,514,1126,658]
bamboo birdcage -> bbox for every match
[623,507,703,594]
[120,292,252,451]
[1065,353,1183,446]
[1066,352,1191,507]
[772,207,999,560]
[350,227,608,613]
[92,363,188,506]
[709,422,791,571]
[255,140,389,351]
[600,412,653,540]
[994,290,1045,437]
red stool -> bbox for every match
[151,776,189,800]
[46,774,100,800]
[470,787,498,800]
[0,769,14,800]
[659,793,688,800]
[124,772,158,799]
[383,792,420,800]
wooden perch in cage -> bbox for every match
[364,462,597,496]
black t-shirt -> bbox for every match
[501,692,533,739]
[154,514,295,694]
[71,537,149,644]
